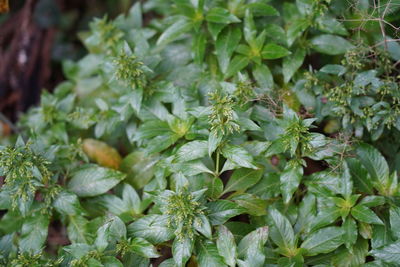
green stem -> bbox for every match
[215,150,220,177]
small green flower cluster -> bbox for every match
[234,79,254,106]
[9,252,61,267]
[116,239,130,257]
[113,52,146,89]
[208,91,240,135]
[90,17,124,53]
[164,190,204,241]
[0,143,51,209]
[282,118,313,155]
[70,251,101,267]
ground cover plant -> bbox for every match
[1,0,400,266]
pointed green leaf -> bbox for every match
[356,143,389,182]
[68,164,126,197]
[301,227,344,256]
[224,55,250,79]
[173,237,193,267]
[206,7,240,24]
[351,204,383,225]
[157,18,193,47]
[238,227,269,267]
[194,214,212,239]
[261,43,291,59]
[127,215,174,243]
[280,161,303,203]
[221,144,257,169]
[207,200,246,225]
[176,140,208,162]
[342,217,357,249]
[216,225,237,267]
[282,48,305,83]
[310,34,354,55]
[216,26,242,73]
[269,209,295,251]
[371,241,400,264]
[19,214,49,253]
[223,168,263,194]
[197,240,227,267]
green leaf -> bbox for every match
[231,193,267,216]
[68,164,126,197]
[319,64,347,76]
[216,225,237,267]
[390,206,400,240]
[351,204,383,225]
[310,34,354,55]
[127,2,143,28]
[253,64,273,90]
[197,240,227,267]
[156,18,193,47]
[95,216,126,252]
[206,7,240,24]
[193,31,206,64]
[127,215,174,243]
[120,151,157,189]
[359,196,385,207]
[301,226,344,256]
[237,227,269,267]
[102,256,124,267]
[208,132,222,156]
[129,237,161,258]
[342,217,357,249]
[221,144,257,169]
[261,43,291,59]
[310,206,341,231]
[216,26,242,73]
[370,241,400,264]
[331,239,369,266]
[269,209,295,251]
[207,22,226,40]
[280,161,303,203]
[356,143,389,182]
[19,214,49,253]
[347,158,374,194]
[194,214,212,239]
[243,9,256,44]
[176,140,208,162]
[173,237,194,267]
[224,55,250,79]
[282,48,305,83]
[172,160,214,176]
[316,15,348,36]
[372,224,391,249]
[286,18,310,47]
[122,183,141,214]
[247,3,279,16]
[206,177,224,199]
[339,162,353,198]
[53,191,84,216]
[223,168,263,194]
[67,215,89,244]
[207,200,246,225]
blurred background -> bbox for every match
[0,0,135,127]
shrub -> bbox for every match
[1,1,400,266]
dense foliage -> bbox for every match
[1,0,400,266]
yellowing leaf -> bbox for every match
[82,139,122,169]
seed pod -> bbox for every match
[82,138,122,169]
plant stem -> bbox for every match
[215,150,220,177]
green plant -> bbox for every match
[1,0,400,266]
